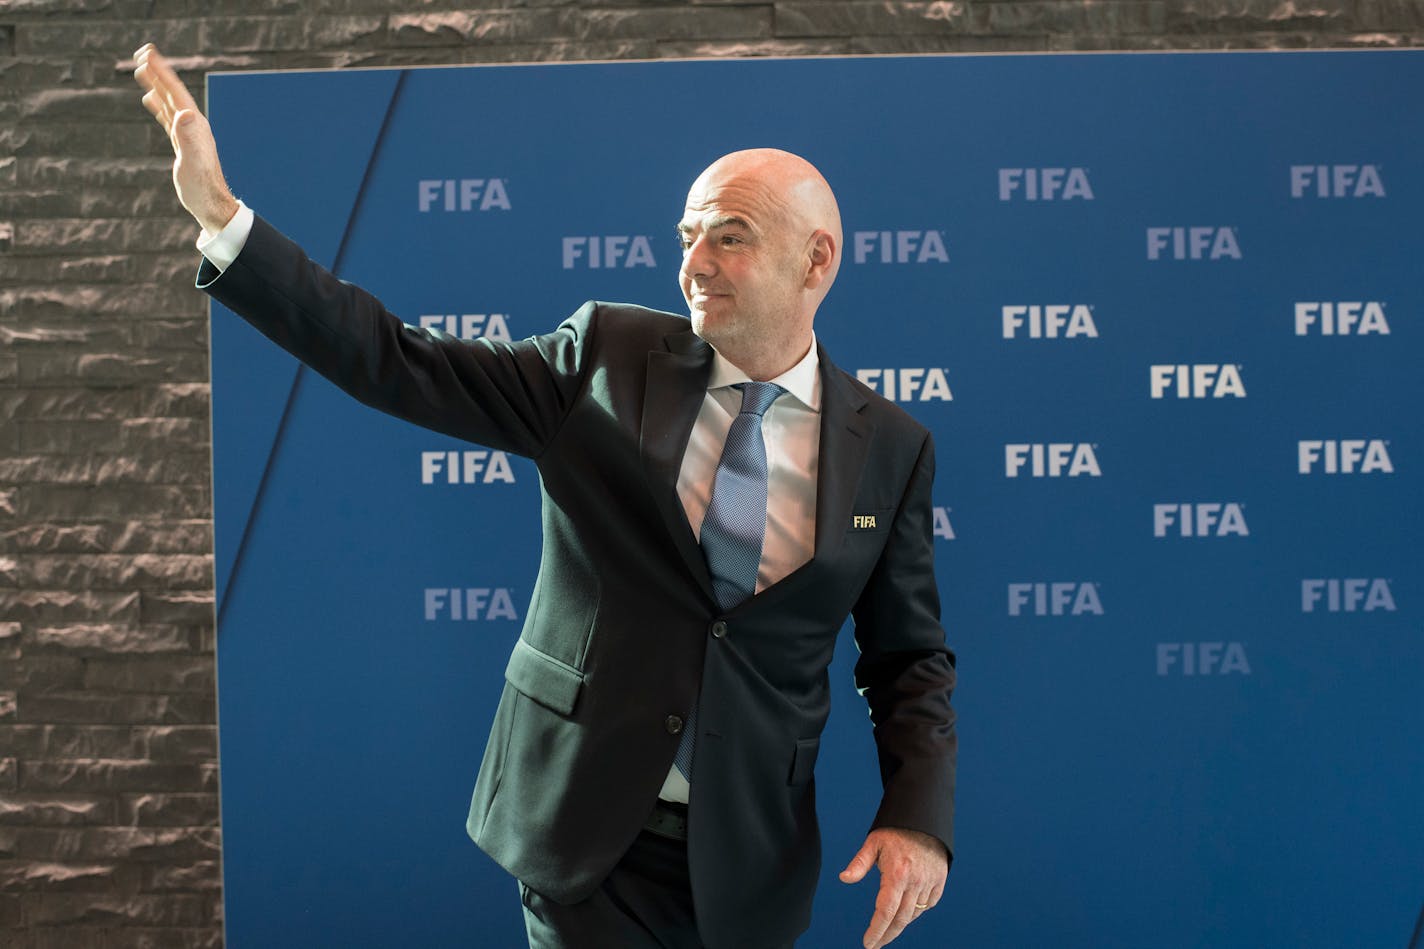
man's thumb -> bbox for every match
[171,109,202,145]
[838,841,877,884]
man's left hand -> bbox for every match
[838,826,948,949]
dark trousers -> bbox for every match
[520,827,704,949]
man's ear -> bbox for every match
[804,230,837,290]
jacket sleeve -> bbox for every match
[198,214,591,460]
[850,430,958,859]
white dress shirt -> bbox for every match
[198,207,824,804]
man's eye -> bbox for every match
[719,235,741,246]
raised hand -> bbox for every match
[839,826,949,948]
[132,44,239,234]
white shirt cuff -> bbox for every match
[196,200,255,273]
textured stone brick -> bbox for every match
[657,37,847,58]
[1,281,193,318]
[0,758,16,792]
[16,928,110,949]
[22,891,212,926]
[0,794,113,826]
[30,624,195,654]
[0,657,87,693]
[196,14,387,52]
[0,860,117,891]
[0,121,155,160]
[12,219,196,256]
[0,321,131,351]
[136,383,210,418]
[0,387,141,421]
[20,19,203,55]
[137,591,216,625]
[111,927,226,949]
[18,157,172,189]
[1,725,146,760]
[19,87,137,122]
[17,420,124,453]
[19,759,218,793]
[4,590,142,626]
[0,693,16,721]
[14,484,210,520]
[0,185,180,219]
[0,520,212,555]
[0,253,195,285]
[0,456,209,487]
[143,727,218,762]
[0,894,19,929]
[971,1,1167,34]
[121,418,207,450]
[28,351,211,385]
[390,5,770,44]
[81,656,215,694]
[142,858,221,890]
[16,692,215,725]
[776,2,972,37]
[17,555,212,591]
[121,793,220,827]
[0,624,20,663]
[1166,0,1353,33]
[132,319,208,352]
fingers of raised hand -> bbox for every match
[133,45,198,131]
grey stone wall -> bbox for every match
[0,1,1417,946]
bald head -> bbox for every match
[678,149,843,379]
[688,149,843,295]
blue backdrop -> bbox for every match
[207,52,1423,948]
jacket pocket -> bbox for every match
[504,637,584,716]
[788,737,820,786]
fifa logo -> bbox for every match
[851,231,949,264]
[418,313,512,341]
[997,168,1094,201]
[1152,503,1248,538]
[854,368,953,402]
[1149,364,1245,399]
[1289,165,1384,198]
[1156,643,1251,676]
[561,236,656,269]
[1001,305,1098,339]
[1293,302,1389,336]
[424,588,520,620]
[417,179,511,211]
[1297,440,1392,474]
[1146,227,1241,260]
[1005,443,1100,478]
[1007,582,1103,616]
[1301,579,1395,612]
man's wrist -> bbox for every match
[197,193,240,236]
[196,199,253,273]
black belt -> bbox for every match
[644,799,688,841]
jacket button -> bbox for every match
[710,621,728,639]
[665,715,683,735]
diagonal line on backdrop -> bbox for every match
[216,69,412,631]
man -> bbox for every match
[134,44,956,949]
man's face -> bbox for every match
[677,164,810,356]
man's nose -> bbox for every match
[682,235,716,277]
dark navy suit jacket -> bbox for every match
[201,215,957,949]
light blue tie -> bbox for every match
[674,381,785,780]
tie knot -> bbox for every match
[734,381,785,418]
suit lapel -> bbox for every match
[732,346,875,612]
[640,327,717,601]
[811,348,874,560]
